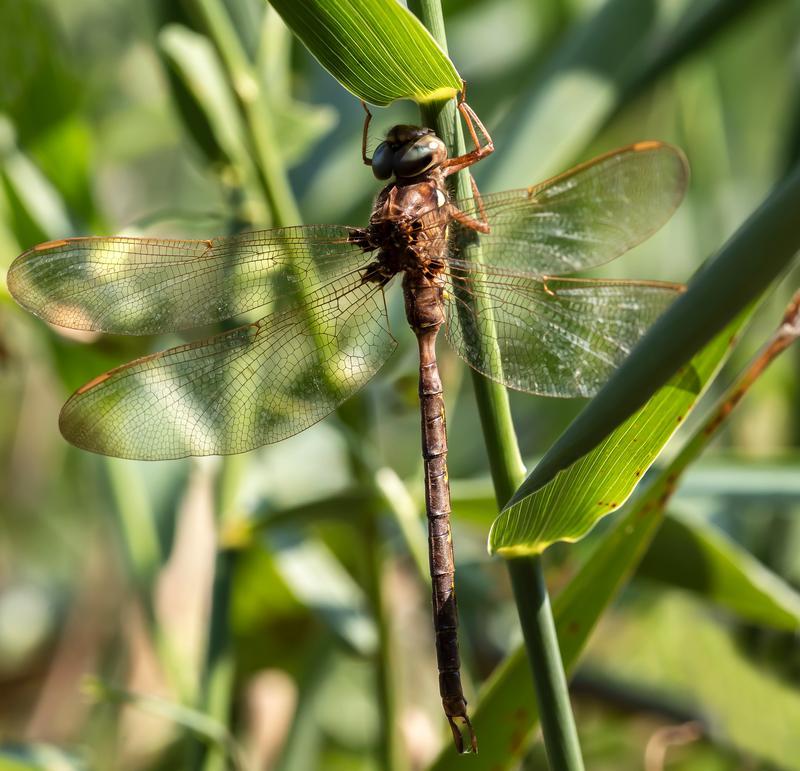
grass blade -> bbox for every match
[489,319,741,555]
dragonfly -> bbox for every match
[7,96,688,753]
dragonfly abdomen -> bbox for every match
[410,271,476,753]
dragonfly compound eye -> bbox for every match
[393,136,447,178]
[371,141,395,180]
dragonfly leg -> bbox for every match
[442,100,494,176]
[361,100,374,167]
[447,203,490,235]
[542,275,557,297]
[469,174,489,229]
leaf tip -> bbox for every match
[416,86,459,106]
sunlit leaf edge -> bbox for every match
[268,0,461,106]
[488,322,737,556]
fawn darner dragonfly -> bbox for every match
[7,98,688,753]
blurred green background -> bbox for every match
[1,0,800,769]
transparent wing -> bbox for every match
[7,225,370,334]
[59,276,395,459]
[444,269,682,397]
[450,142,688,277]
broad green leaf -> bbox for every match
[159,24,250,167]
[501,162,800,539]
[640,510,800,630]
[489,323,736,555]
[267,0,461,106]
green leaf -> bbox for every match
[489,322,738,555]
[639,510,800,630]
[585,593,800,768]
[0,116,73,240]
[256,9,338,166]
[86,678,240,758]
[267,0,461,106]
[500,162,800,543]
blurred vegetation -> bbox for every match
[1,1,800,770]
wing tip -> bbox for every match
[631,139,691,186]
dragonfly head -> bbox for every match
[372,125,448,181]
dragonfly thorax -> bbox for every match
[354,169,450,288]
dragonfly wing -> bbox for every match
[450,142,688,276]
[7,225,369,334]
[59,276,395,459]
[444,271,682,397]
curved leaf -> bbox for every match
[268,0,461,106]
[489,321,738,555]
[159,24,252,169]
[0,745,86,771]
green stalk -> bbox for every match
[408,2,584,766]
[176,6,306,766]
[104,460,193,701]
[362,496,405,771]
[193,548,237,771]
[337,398,405,770]
[193,0,300,226]
[193,456,246,771]
[507,559,585,770]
